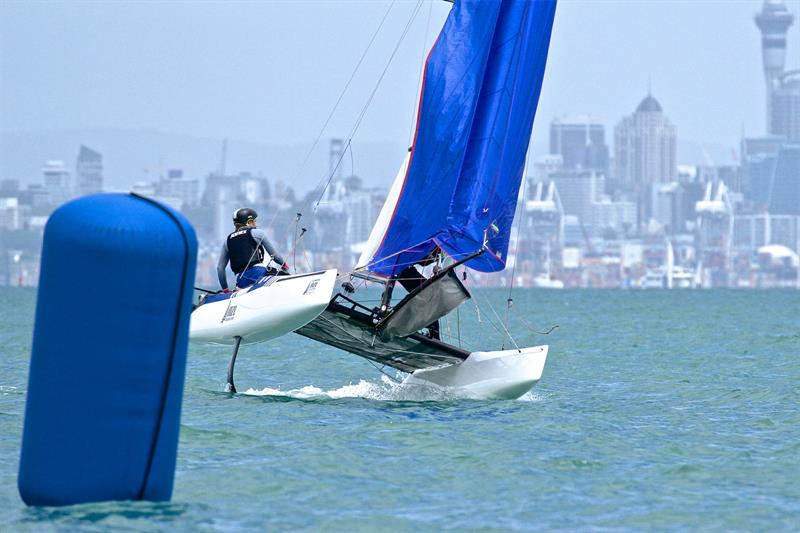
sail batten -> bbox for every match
[365,0,557,277]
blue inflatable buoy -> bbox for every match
[18,193,197,506]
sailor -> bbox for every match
[217,207,289,291]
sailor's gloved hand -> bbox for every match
[281,262,291,273]
[222,288,231,294]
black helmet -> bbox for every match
[233,207,258,226]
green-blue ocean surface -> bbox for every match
[1,288,798,531]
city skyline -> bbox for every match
[2,0,799,191]
[1,0,798,290]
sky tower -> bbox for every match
[755,0,794,133]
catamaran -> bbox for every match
[190,0,558,399]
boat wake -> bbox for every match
[242,376,545,402]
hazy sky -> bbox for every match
[1,0,798,158]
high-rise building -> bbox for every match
[549,170,598,225]
[42,160,71,206]
[614,94,677,189]
[771,71,800,141]
[650,182,689,234]
[75,145,103,196]
[741,135,783,207]
[769,143,800,216]
[550,115,609,174]
[754,0,794,133]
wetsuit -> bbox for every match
[217,227,286,290]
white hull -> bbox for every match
[403,345,548,400]
[190,269,337,346]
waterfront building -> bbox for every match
[75,145,103,196]
[519,180,565,280]
[734,213,799,253]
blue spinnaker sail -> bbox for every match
[367,0,556,276]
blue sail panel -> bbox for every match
[439,0,557,272]
[368,0,502,275]
[368,0,556,276]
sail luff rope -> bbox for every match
[408,0,434,148]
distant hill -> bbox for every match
[0,128,737,194]
[0,128,408,194]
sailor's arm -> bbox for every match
[251,228,289,271]
[217,243,230,290]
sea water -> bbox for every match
[1,287,798,531]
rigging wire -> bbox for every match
[365,359,403,384]
[291,212,303,274]
[349,142,355,180]
[502,153,531,341]
[310,0,426,213]
[463,272,520,351]
[297,229,313,272]
[456,305,461,348]
[265,0,398,231]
